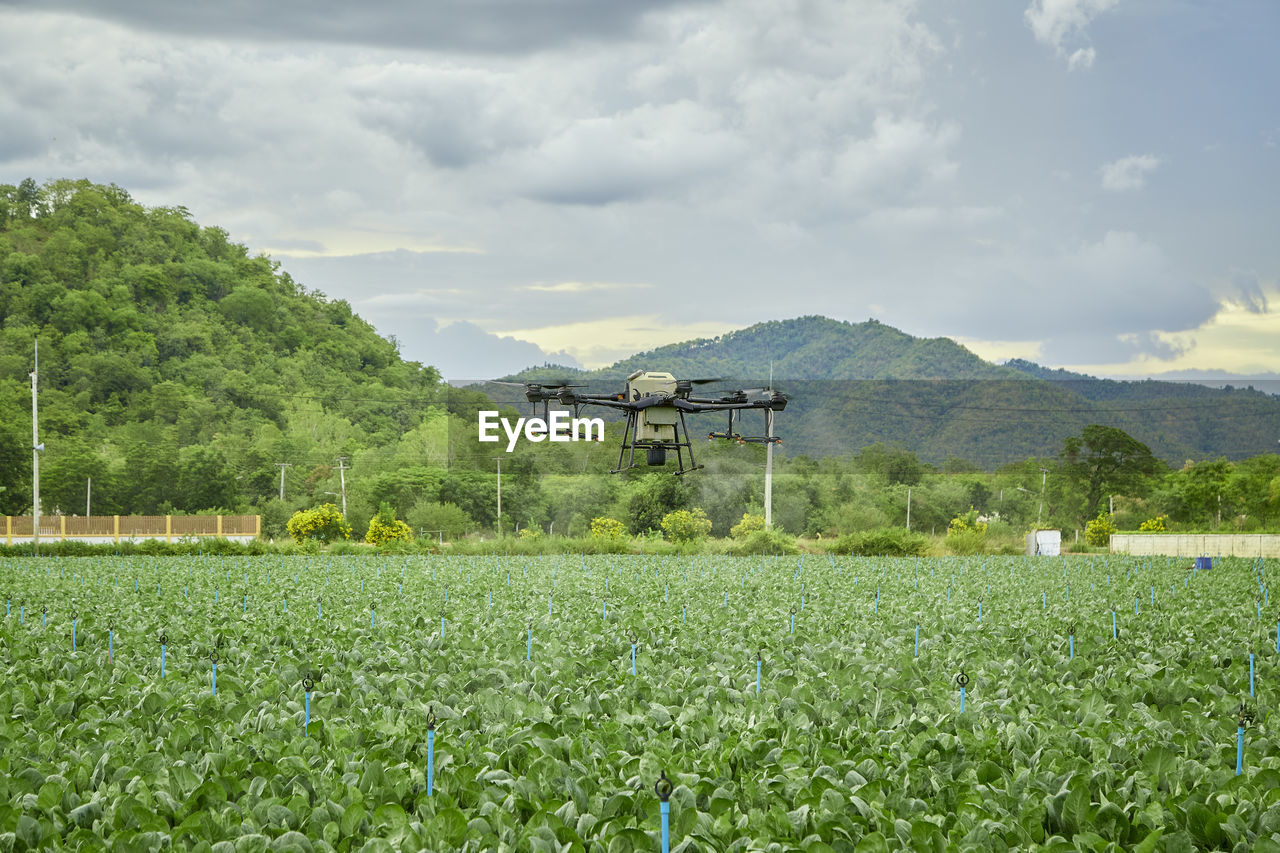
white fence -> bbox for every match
[1110,534,1280,558]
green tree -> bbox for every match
[1060,425,1159,522]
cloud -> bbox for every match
[415,321,582,381]
[1024,0,1117,69]
[1228,270,1270,314]
[900,230,1219,366]
[1100,154,1160,191]
[524,282,648,293]
[493,314,740,369]
[1066,47,1096,71]
[0,0,706,54]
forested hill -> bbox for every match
[508,317,1280,467]
[0,179,457,518]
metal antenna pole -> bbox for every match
[495,457,502,534]
[31,339,40,548]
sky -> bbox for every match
[1,0,1276,381]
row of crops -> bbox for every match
[2,552,1280,851]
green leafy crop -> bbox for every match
[0,553,1276,850]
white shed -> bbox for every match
[1026,529,1061,556]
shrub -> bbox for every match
[834,527,930,557]
[1139,514,1168,532]
[365,502,412,546]
[590,517,627,540]
[727,529,799,556]
[661,508,712,543]
[945,529,988,556]
[287,503,352,544]
[406,500,473,541]
[947,508,988,536]
[518,526,543,540]
[730,513,766,540]
[1085,512,1118,546]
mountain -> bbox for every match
[504,317,1280,467]
[0,179,449,517]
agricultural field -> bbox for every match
[1,553,1279,852]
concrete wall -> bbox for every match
[1111,534,1280,558]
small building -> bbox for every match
[1026,529,1061,556]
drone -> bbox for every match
[504,370,786,475]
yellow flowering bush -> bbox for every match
[1139,514,1168,532]
[590,517,627,540]
[1085,512,1118,546]
[366,502,412,546]
[730,513,766,540]
[286,503,352,544]
[661,508,712,542]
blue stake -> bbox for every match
[1251,653,1256,697]
[603,600,607,619]
[1112,611,1117,640]
[656,772,673,853]
[682,605,686,623]
[304,685,311,735]
[318,598,322,619]
[1069,632,1074,660]
[1237,726,1244,775]
[72,615,77,651]
[914,624,919,657]
[109,626,113,662]
[161,638,166,678]
[528,628,532,661]
[756,656,762,694]
[427,713,436,795]
[212,655,218,696]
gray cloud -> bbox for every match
[0,0,706,54]
[2,0,1276,379]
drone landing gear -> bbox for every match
[611,410,704,476]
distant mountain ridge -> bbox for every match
[504,316,1280,467]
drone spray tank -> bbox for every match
[626,370,679,465]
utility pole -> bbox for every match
[1038,467,1049,528]
[763,361,775,530]
[86,477,91,517]
[764,408,774,530]
[334,457,349,517]
[906,487,911,531]
[274,462,292,501]
[31,340,41,548]
[494,457,502,535]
